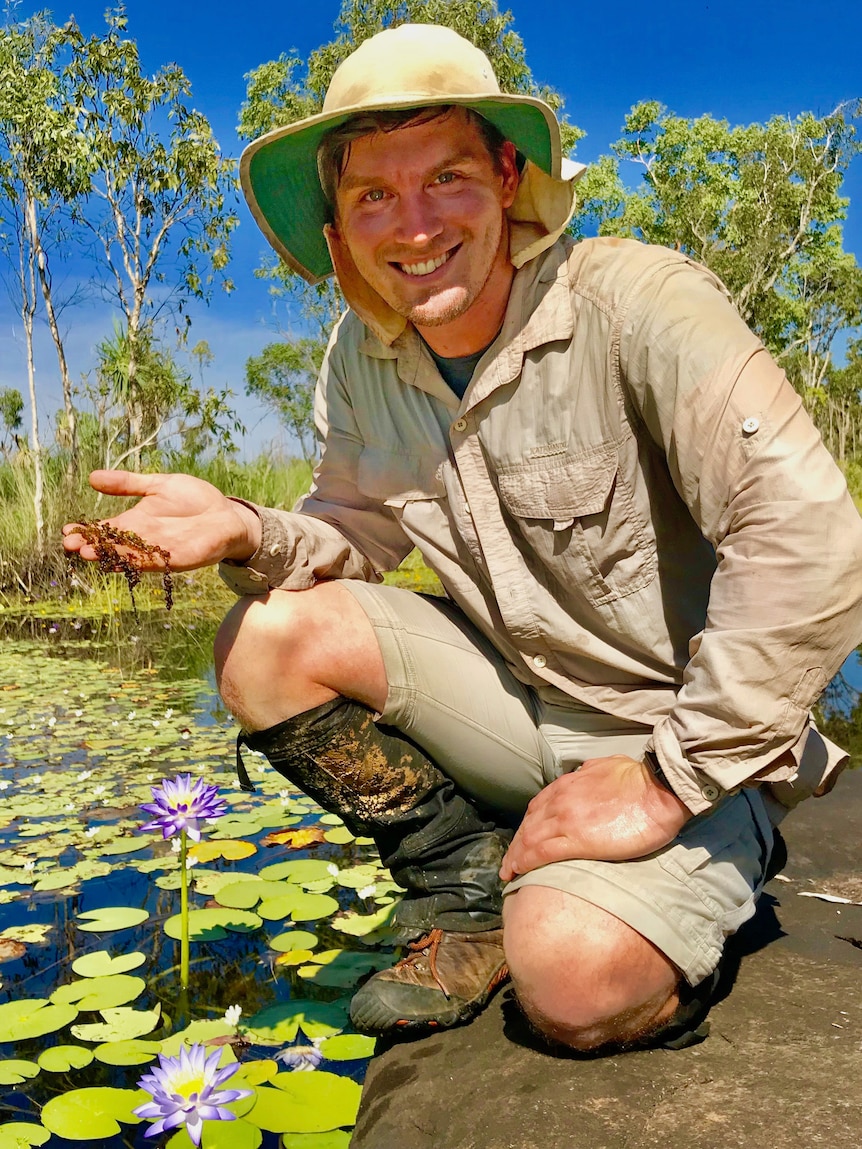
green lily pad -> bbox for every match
[71,1003,162,1043]
[93,1038,162,1065]
[318,814,344,826]
[51,974,146,1012]
[213,878,268,909]
[163,908,262,941]
[2,924,52,944]
[76,907,150,932]
[331,904,397,937]
[269,930,319,953]
[259,859,334,885]
[193,870,240,896]
[0,1059,40,1085]
[334,864,380,889]
[41,1086,145,1140]
[257,895,299,922]
[33,870,80,892]
[319,1033,377,1060]
[298,951,389,988]
[71,950,147,978]
[166,1120,263,1149]
[281,1136,352,1149]
[245,1001,349,1045]
[288,892,340,922]
[159,1019,235,1056]
[96,838,150,856]
[0,999,78,1042]
[38,1046,94,1072]
[0,1124,51,1148]
[247,1073,361,1133]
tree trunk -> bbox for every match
[22,197,45,559]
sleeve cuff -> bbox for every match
[218,500,315,596]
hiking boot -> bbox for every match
[349,927,509,1034]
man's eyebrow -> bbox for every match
[338,149,484,193]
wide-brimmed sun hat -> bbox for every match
[240,23,585,286]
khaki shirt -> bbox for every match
[222,237,862,814]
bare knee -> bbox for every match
[503,885,679,1051]
[214,583,386,730]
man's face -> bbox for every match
[331,109,519,340]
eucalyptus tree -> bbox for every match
[237,0,584,452]
[245,340,323,464]
[0,15,88,542]
[573,101,862,444]
[66,10,239,466]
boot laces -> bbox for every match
[395,928,451,999]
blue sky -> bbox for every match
[3,0,861,452]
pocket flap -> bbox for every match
[497,446,617,519]
[357,446,446,507]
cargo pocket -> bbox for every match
[496,443,656,607]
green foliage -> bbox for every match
[0,387,24,455]
[245,341,322,462]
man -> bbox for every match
[64,25,862,1052]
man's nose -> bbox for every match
[393,191,443,247]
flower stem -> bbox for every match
[180,829,189,990]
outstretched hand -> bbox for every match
[499,754,693,881]
[62,470,262,573]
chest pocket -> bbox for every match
[496,444,656,607]
[356,446,446,508]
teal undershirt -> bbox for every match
[422,338,492,400]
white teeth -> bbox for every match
[400,250,451,276]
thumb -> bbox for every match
[88,469,159,498]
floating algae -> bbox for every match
[68,520,173,615]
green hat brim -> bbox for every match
[240,94,562,285]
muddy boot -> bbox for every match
[237,697,511,1032]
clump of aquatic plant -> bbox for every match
[66,520,174,614]
[141,774,227,988]
[133,1043,252,1146]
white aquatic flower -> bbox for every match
[47,716,56,727]
[171,838,182,854]
[64,803,74,811]
[74,709,83,717]
[23,860,36,873]
[152,720,161,728]
[358,885,377,900]
[31,775,43,786]
[0,781,11,791]
[165,709,174,720]
[223,1005,242,1028]
[84,826,99,838]
[326,864,340,878]
[92,785,107,797]
[185,855,198,870]
[128,712,137,721]
[77,770,93,782]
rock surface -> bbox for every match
[351,770,862,1149]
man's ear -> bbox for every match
[500,141,520,210]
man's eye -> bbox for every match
[363,188,386,203]
[435,171,458,185]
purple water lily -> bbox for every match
[140,773,227,842]
[134,1043,251,1146]
[276,1042,324,1071]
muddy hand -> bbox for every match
[62,470,262,573]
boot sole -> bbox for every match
[349,966,509,1035]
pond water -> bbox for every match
[0,605,397,1149]
[1,599,859,1149]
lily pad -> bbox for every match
[319,1033,377,1060]
[32,870,80,892]
[280,1136,352,1149]
[0,1125,51,1149]
[298,951,389,988]
[76,906,150,932]
[275,949,315,967]
[0,999,78,1042]
[2,924,52,944]
[331,904,397,937]
[245,1001,349,1045]
[0,1059,40,1085]
[51,974,146,1012]
[190,839,257,863]
[40,1086,145,1140]
[269,930,319,953]
[71,950,147,978]
[163,908,262,941]
[0,938,26,962]
[290,891,342,922]
[166,1119,263,1149]
[71,1003,162,1043]
[93,1038,162,1065]
[159,1019,235,1055]
[38,1046,95,1072]
[247,1073,361,1133]
[259,859,335,885]
[215,877,279,910]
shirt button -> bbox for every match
[701,783,721,802]
[463,503,471,515]
[269,544,281,556]
[453,418,467,432]
[742,417,760,435]
[532,654,547,669]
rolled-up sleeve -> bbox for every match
[619,258,862,813]
[219,320,414,595]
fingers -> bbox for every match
[88,469,157,497]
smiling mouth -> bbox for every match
[395,245,459,277]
